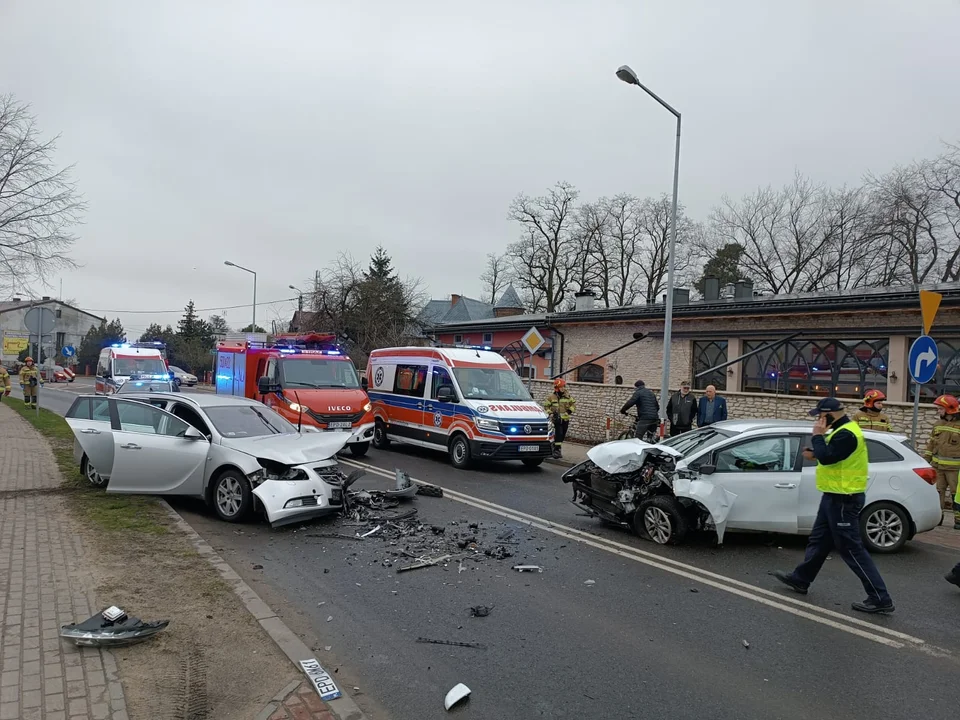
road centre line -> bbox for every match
[340,457,935,651]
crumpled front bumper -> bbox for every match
[252,468,343,528]
[345,421,375,445]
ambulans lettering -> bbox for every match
[486,404,542,413]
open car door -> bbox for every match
[104,399,209,496]
[64,396,117,480]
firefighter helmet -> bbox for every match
[863,389,886,408]
[24,357,34,364]
[553,378,566,391]
[934,395,960,415]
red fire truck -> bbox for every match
[214,333,375,457]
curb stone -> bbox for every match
[158,501,370,720]
[255,680,303,720]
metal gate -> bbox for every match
[500,340,527,376]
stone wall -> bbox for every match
[530,378,938,446]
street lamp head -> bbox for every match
[224,261,235,267]
[616,65,640,86]
[289,285,298,291]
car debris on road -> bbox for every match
[60,606,169,647]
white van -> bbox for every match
[365,347,553,469]
[96,344,171,395]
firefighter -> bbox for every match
[544,378,576,459]
[923,394,960,530]
[851,389,892,432]
[19,357,43,409]
[0,364,11,401]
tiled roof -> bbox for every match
[442,296,495,323]
[494,284,524,310]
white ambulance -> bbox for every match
[95,344,172,394]
[365,346,553,469]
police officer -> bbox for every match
[544,378,576,459]
[923,394,960,531]
[851,389,892,432]
[0,364,11,402]
[774,397,894,614]
[19,357,43,409]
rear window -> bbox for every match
[866,440,902,463]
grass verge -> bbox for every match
[6,398,169,535]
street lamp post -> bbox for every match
[616,64,682,429]
[289,285,303,331]
[224,261,257,332]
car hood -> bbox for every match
[587,438,684,474]
[220,432,349,464]
[285,388,369,413]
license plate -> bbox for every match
[327,421,352,429]
[299,659,342,701]
[518,445,539,452]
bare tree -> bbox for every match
[506,182,583,313]
[634,194,703,302]
[710,174,839,294]
[585,195,641,307]
[309,250,427,364]
[921,144,960,281]
[818,186,885,290]
[0,95,84,295]
[479,252,515,304]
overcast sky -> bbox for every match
[2,0,959,338]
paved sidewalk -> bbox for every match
[0,402,128,720]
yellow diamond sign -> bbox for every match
[521,327,545,355]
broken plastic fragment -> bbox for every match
[584,580,596,586]
[469,605,492,617]
[444,683,471,710]
[512,565,543,573]
[60,607,168,648]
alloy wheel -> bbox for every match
[216,476,243,518]
[644,507,673,544]
[865,508,903,549]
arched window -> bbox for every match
[577,363,604,384]
[693,341,728,390]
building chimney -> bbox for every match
[703,276,720,301]
[450,294,461,307]
[673,288,690,306]
[734,280,754,299]
[574,290,596,312]
[12,297,21,303]
[41,296,50,301]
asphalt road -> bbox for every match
[38,380,960,719]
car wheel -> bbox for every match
[372,420,390,449]
[860,501,909,554]
[521,458,544,468]
[349,442,370,458]
[212,470,252,522]
[81,454,107,488]
[449,434,472,469]
[634,495,689,545]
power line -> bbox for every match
[83,296,301,315]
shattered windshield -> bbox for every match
[659,427,733,457]
[453,368,532,401]
[206,405,296,437]
[281,358,360,389]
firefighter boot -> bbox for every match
[552,445,563,459]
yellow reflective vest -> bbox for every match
[816,420,868,494]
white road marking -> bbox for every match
[340,457,938,652]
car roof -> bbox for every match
[88,392,257,408]
[710,419,908,443]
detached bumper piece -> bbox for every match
[60,606,169,648]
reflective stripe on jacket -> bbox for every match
[19,366,42,385]
[544,392,576,420]
[924,420,960,470]
[816,420,868,494]
[0,369,10,390]
[851,409,891,432]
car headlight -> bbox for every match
[363,402,372,413]
[475,417,499,431]
[289,402,302,412]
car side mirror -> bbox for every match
[361,376,368,390]
[436,386,457,403]
[698,463,716,475]
[184,426,206,440]
[257,376,279,394]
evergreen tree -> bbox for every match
[77,318,125,370]
[208,315,230,336]
[696,243,745,295]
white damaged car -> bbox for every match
[65,393,356,527]
[562,420,943,554]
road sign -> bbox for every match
[23,306,56,336]
[920,290,942,335]
[909,335,939,385]
[521,327,545,355]
[61,345,75,358]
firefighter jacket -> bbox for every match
[851,407,892,432]
[923,417,960,470]
[19,365,43,387]
[0,367,11,392]
[544,391,576,421]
